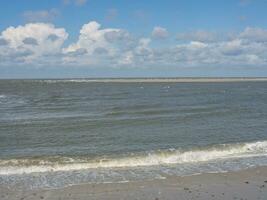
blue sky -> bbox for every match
[0,0,267,78]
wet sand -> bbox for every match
[1,166,267,200]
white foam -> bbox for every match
[1,140,267,175]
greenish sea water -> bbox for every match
[0,79,267,189]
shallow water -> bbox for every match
[0,79,267,189]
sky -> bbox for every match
[0,0,267,78]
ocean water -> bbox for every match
[0,79,267,190]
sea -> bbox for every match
[0,79,267,190]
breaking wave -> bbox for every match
[1,140,267,175]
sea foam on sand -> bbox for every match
[1,166,267,200]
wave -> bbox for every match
[1,140,267,175]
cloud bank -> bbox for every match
[0,21,267,69]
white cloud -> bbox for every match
[0,23,68,65]
[188,41,208,49]
[64,21,121,55]
[0,38,9,46]
[1,22,267,69]
[220,40,243,56]
[23,37,38,45]
[240,27,267,42]
[63,21,138,66]
[152,26,168,39]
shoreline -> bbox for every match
[1,166,267,200]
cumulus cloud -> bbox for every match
[93,47,108,55]
[1,22,267,69]
[0,38,9,46]
[152,26,168,39]
[47,34,60,42]
[23,37,38,45]
[22,9,59,23]
[220,40,243,56]
[62,21,139,66]
[2,23,68,51]
[63,21,121,55]
[0,23,68,65]
[66,48,88,56]
[240,27,267,42]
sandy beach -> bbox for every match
[1,166,267,200]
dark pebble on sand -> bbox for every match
[184,187,189,190]
[245,181,249,184]
[40,196,44,199]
